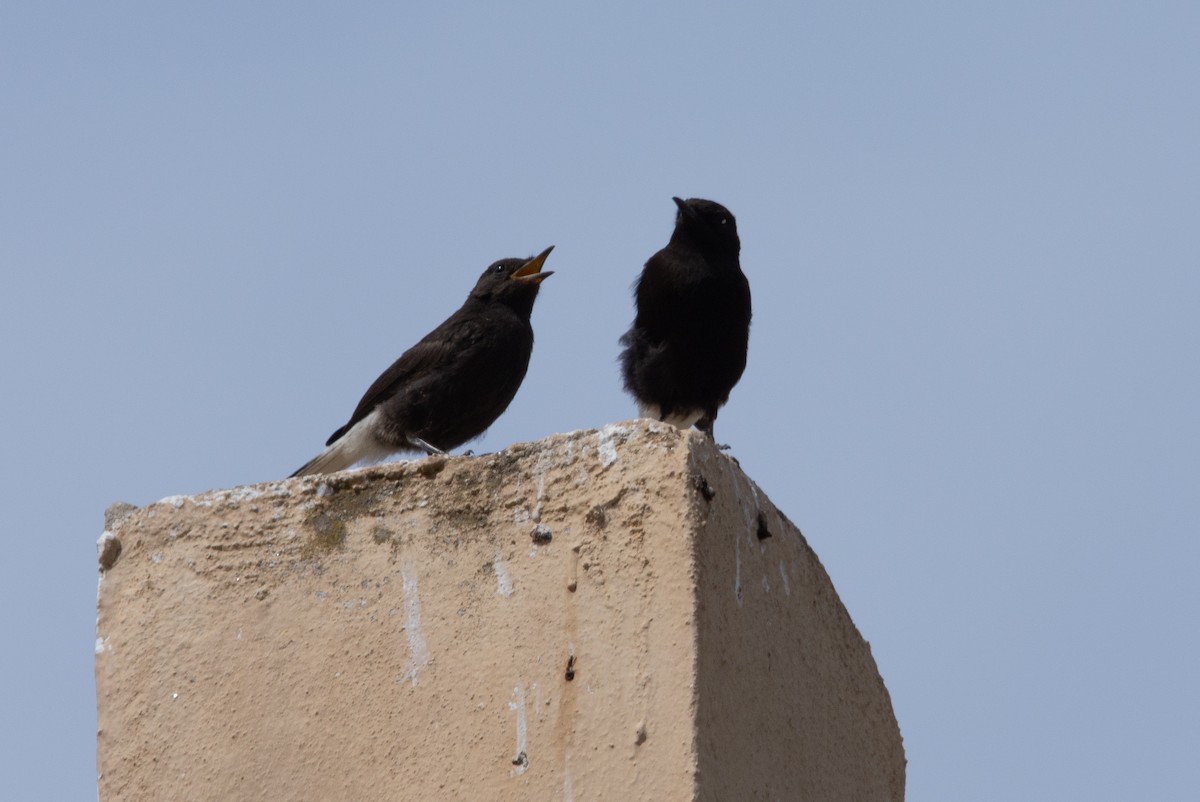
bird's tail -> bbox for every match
[637,402,704,432]
[289,442,362,478]
[289,409,393,478]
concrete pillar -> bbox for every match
[96,421,905,801]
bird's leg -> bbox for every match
[697,414,732,450]
[407,435,447,456]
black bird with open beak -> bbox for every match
[619,197,751,441]
[291,247,554,477]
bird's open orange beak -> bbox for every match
[511,246,555,284]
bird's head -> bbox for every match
[671,197,740,255]
[469,246,555,316]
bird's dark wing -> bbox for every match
[325,312,485,446]
[631,248,700,342]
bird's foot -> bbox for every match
[462,449,475,457]
[407,435,447,456]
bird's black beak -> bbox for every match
[672,196,699,222]
[511,246,555,284]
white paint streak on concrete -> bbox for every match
[597,435,618,468]
[779,562,791,596]
[533,451,556,520]
[563,753,573,801]
[508,684,528,775]
[95,637,109,655]
[735,530,743,608]
[154,482,296,513]
[159,495,188,510]
[224,486,263,503]
[495,550,514,597]
[400,562,430,686]
[533,473,546,523]
[596,424,630,469]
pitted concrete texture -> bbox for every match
[96,420,905,801]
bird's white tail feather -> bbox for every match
[291,441,363,477]
[291,410,394,477]
[637,403,703,431]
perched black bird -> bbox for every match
[291,247,554,477]
[619,197,751,440]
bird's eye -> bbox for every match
[720,218,728,225]
[495,264,506,273]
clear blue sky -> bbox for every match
[3,2,1197,798]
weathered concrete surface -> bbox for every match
[96,421,905,801]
